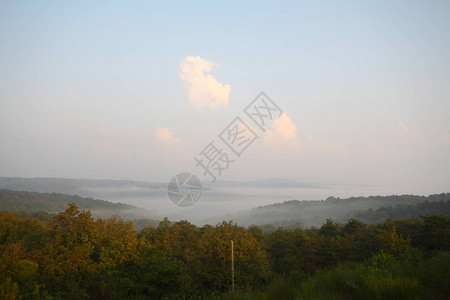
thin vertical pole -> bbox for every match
[231,240,235,292]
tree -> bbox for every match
[318,219,341,237]
[267,228,316,275]
[39,204,99,276]
[419,215,450,251]
[376,222,410,256]
[97,215,142,269]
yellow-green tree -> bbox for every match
[39,204,99,276]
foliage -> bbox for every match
[0,189,155,221]
[0,204,449,299]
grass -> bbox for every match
[213,251,450,300]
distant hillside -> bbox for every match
[349,199,450,224]
[0,177,165,198]
[207,193,450,227]
[0,177,317,193]
[0,189,157,220]
[257,199,450,231]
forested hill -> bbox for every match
[255,194,450,211]
[216,193,450,227]
[0,189,155,220]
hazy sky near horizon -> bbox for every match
[1,1,449,196]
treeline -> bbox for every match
[0,189,155,220]
[230,193,450,227]
[9,211,159,232]
[349,199,450,224]
[0,204,449,299]
[0,189,136,213]
[259,199,450,231]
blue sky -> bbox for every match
[1,1,449,196]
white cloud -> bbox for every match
[154,126,190,160]
[272,113,298,140]
[179,56,231,109]
[262,114,350,157]
[155,126,182,146]
[264,113,300,148]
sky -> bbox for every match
[1,1,449,197]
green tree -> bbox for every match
[376,222,410,256]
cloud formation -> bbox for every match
[264,113,300,148]
[272,113,298,140]
[155,126,182,146]
[179,56,231,109]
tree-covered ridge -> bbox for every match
[0,189,154,220]
[0,204,449,299]
[227,193,450,227]
[258,199,450,231]
[254,193,450,212]
[349,199,450,224]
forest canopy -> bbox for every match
[0,202,449,299]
